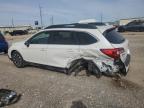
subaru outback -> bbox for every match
[8,23,130,77]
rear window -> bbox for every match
[103,30,125,44]
[0,32,5,40]
[76,32,97,45]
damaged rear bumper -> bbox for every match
[67,54,131,77]
[124,54,131,72]
[92,54,131,76]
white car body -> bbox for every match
[8,24,130,76]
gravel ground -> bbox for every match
[123,32,144,86]
[0,32,144,108]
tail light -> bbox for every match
[100,48,124,59]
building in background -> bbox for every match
[119,17,144,25]
[0,25,32,33]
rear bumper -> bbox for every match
[67,57,131,77]
[124,54,131,67]
[91,54,131,76]
[123,54,131,74]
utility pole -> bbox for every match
[39,5,43,28]
[11,17,14,27]
[100,13,103,23]
[51,16,54,25]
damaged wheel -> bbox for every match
[11,51,25,68]
[87,60,102,78]
[92,65,102,78]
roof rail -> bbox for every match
[45,23,97,29]
[87,22,106,26]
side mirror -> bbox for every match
[24,41,30,47]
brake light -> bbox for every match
[100,48,124,59]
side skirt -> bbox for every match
[26,61,67,73]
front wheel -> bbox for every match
[11,51,25,68]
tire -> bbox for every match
[11,51,25,68]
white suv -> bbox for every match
[8,23,130,77]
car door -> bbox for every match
[140,23,144,31]
[46,30,80,68]
[132,22,141,31]
[125,23,134,31]
[22,31,51,65]
[137,22,144,31]
[126,21,141,31]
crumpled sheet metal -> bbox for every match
[0,89,21,107]
[67,57,125,77]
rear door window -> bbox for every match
[103,30,125,44]
[76,32,97,45]
[49,31,78,45]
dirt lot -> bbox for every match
[0,32,144,108]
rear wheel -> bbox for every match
[11,51,25,68]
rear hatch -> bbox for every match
[103,28,130,66]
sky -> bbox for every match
[0,0,144,26]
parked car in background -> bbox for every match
[118,20,144,32]
[8,23,130,77]
[9,30,28,36]
[0,32,8,53]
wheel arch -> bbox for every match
[11,50,23,59]
[67,58,102,75]
[10,49,26,68]
[11,50,18,56]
